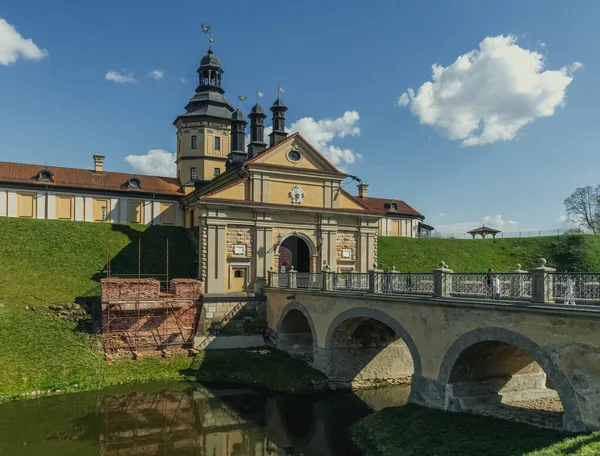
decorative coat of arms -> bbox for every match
[289,185,305,204]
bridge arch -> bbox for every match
[275,302,318,362]
[438,327,582,432]
[324,307,422,385]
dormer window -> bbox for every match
[36,169,54,182]
[390,202,398,211]
[126,178,141,189]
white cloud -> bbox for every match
[397,92,410,107]
[105,70,137,84]
[0,18,47,65]
[438,212,445,217]
[245,110,362,169]
[287,110,362,168]
[148,69,164,80]
[398,34,582,146]
[124,149,176,177]
[482,214,519,228]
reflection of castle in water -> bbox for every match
[96,385,411,456]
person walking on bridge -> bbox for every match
[491,274,501,300]
[564,275,576,305]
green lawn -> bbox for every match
[0,217,197,309]
[352,404,600,456]
[378,235,600,272]
[0,306,326,401]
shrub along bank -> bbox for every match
[352,404,600,456]
[377,235,600,273]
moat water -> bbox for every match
[0,382,411,455]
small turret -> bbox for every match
[248,102,268,158]
[269,97,288,147]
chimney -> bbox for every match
[358,183,368,198]
[93,153,105,173]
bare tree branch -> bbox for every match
[563,185,600,234]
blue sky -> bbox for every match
[1,0,599,234]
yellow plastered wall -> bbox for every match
[205,129,230,157]
[268,179,324,206]
[338,192,365,211]
[201,158,227,181]
[56,195,74,220]
[17,193,36,218]
[159,203,177,225]
[128,200,144,224]
[207,181,248,201]
[260,147,321,171]
[93,198,110,222]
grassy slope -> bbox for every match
[0,217,326,401]
[0,217,197,308]
[378,235,600,272]
[352,405,600,456]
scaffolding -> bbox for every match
[101,237,200,355]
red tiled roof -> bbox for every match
[0,161,183,196]
[358,196,423,217]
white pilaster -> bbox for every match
[75,196,84,221]
[119,197,129,224]
[47,193,56,220]
[7,191,16,217]
[152,201,161,225]
[110,198,119,223]
[0,189,6,217]
[36,192,45,219]
[144,201,152,225]
[84,197,93,222]
[176,204,183,227]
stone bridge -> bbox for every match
[265,288,600,432]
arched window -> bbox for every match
[126,178,141,189]
[389,202,398,211]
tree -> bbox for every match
[563,185,600,234]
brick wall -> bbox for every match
[100,278,203,353]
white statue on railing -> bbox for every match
[564,276,576,305]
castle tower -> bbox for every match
[269,97,288,147]
[247,102,267,158]
[174,45,234,184]
[227,107,248,168]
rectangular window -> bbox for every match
[93,199,109,222]
[191,135,197,149]
[214,136,221,150]
[160,203,176,225]
[56,195,74,220]
[213,167,220,177]
[190,167,197,181]
[17,193,36,218]
[128,201,143,224]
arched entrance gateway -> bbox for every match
[278,236,311,272]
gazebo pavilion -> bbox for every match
[467,225,501,239]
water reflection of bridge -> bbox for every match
[96,384,408,456]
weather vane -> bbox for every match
[256,90,263,102]
[201,23,212,47]
[237,94,248,108]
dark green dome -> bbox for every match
[251,102,264,114]
[271,96,286,108]
[232,107,246,122]
[200,49,221,68]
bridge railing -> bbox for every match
[545,272,600,305]
[267,259,600,307]
[381,272,434,296]
[449,273,532,301]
